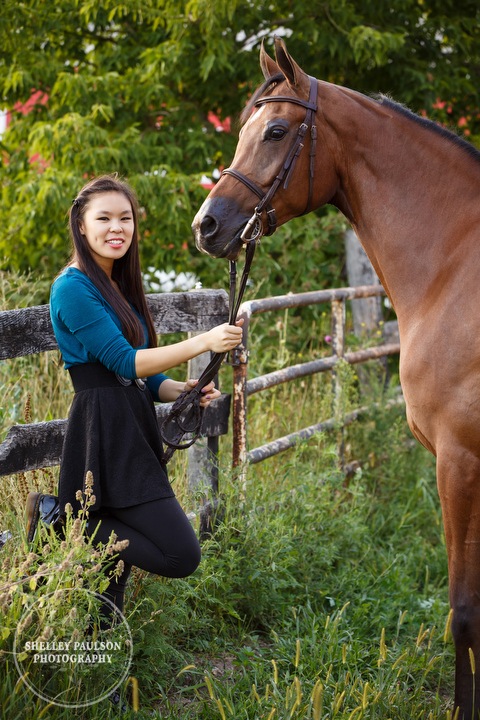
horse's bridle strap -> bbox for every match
[222,168,264,201]
[221,75,318,241]
[222,167,278,236]
[255,95,317,112]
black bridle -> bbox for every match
[160,76,319,461]
[222,75,318,242]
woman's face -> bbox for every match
[79,191,135,274]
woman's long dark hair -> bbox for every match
[68,174,157,349]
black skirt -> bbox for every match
[58,363,174,517]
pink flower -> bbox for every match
[324,335,332,344]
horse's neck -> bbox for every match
[323,85,480,317]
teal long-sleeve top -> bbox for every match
[49,267,168,400]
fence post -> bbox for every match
[231,307,250,483]
[187,337,216,494]
[331,298,346,467]
[344,229,383,336]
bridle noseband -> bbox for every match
[222,75,318,243]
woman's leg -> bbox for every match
[99,560,132,619]
[89,496,201,577]
[87,496,201,617]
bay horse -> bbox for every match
[192,37,480,719]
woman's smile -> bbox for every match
[79,192,134,274]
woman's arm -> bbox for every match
[52,271,243,379]
[134,321,243,377]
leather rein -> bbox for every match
[160,240,255,462]
[160,75,319,461]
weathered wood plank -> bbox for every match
[0,305,57,358]
[0,394,231,476]
[0,290,229,360]
[148,290,229,333]
[187,339,218,493]
[0,419,67,476]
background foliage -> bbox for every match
[1,0,479,295]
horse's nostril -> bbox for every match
[200,214,218,239]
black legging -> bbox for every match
[87,496,201,617]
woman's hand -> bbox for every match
[204,319,243,353]
[185,379,220,408]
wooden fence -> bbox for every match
[0,285,401,504]
[231,285,401,470]
[0,290,230,489]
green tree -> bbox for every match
[0,0,478,290]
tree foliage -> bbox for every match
[0,0,479,291]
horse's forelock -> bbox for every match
[240,72,286,126]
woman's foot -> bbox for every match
[25,492,60,543]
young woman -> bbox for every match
[28,174,242,621]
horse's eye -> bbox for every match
[264,123,289,142]
[270,127,287,140]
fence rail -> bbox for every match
[1,285,401,491]
[247,395,405,464]
[231,285,401,468]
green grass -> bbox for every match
[0,271,454,718]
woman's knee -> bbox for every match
[167,537,201,578]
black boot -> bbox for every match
[26,492,61,544]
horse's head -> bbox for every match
[192,37,338,260]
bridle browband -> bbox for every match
[159,76,319,461]
[222,75,318,243]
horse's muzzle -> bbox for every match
[192,196,249,259]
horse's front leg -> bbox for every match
[453,606,480,719]
[437,450,480,719]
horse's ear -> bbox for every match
[260,39,280,79]
[273,36,310,96]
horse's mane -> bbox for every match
[240,72,285,125]
[376,94,480,165]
